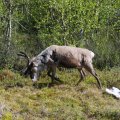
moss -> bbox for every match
[2,112,12,120]
[0,68,119,119]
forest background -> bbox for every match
[0,0,119,70]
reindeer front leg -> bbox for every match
[47,65,62,84]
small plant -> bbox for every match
[2,112,12,120]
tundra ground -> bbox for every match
[0,68,120,120]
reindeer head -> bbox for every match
[17,52,47,82]
[17,49,55,82]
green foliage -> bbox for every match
[0,0,120,68]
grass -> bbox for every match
[0,68,119,120]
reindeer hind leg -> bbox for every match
[84,62,102,89]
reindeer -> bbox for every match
[17,45,102,89]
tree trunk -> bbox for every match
[3,0,12,54]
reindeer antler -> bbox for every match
[17,51,30,66]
